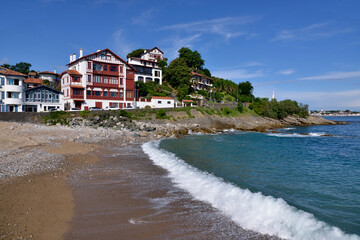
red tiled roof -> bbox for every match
[28,72,37,76]
[40,71,60,76]
[151,96,173,100]
[24,78,43,84]
[182,100,194,103]
[61,69,82,77]
[70,85,84,89]
[0,67,26,76]
[191,71,213,81]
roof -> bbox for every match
[191,71,213,81]
[67,48,136,71]
[70,85,85,89]
[145,47,164,54]
[39,71,60,76]
[151,96,173,100]
[0,67,26,77]
[28,72,37,76]
[24,78,43,84]
[25,85,63,94]
[61,69,82,77]
[182,100,194,103]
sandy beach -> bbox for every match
[0,114,335,239]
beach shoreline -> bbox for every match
[0,115,336,239]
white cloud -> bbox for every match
[212,69,264,80]
[161,16,259,40]
[273,22,352,41]
[112,29,134,58]
[131,8,155,25]
[277,89,360,111]
[163,34,202,60]
[276,68,295,75]
[298,71,360,81]
[0,57,9,65]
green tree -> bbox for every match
[201,68,211,77]
[176,84,190,100]
[136,81,149,97]
[178,47,204,70]
[126,49,145,59]
[164,58,191,89]
[1,62,32,74]
[43,79,50,86]
[238,81,254,96]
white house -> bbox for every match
[23,85,64,112]
[0,67,26,112]
[128,47,163,85]
[136,96,174,109]
[61,48,137,110]
[191,72,213,90]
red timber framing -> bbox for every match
[86,88,124,101]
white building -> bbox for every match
[61,48,137,110]
[39,71,60,88]
[23,85,64,112]
[128,47,164,85]
[136,96,174,109]
[191,72,213,90]
[0,67,26,112]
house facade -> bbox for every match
[191,72,213,90]
[136,96,174,109]
[39,71,60,87]
[61,48,136,110]
[128,47,163,85]
[0,67,26,112]
[23,85,64,112]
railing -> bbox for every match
[87,95,123,100]
[71,94,84,100]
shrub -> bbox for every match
[237,103,244,113]
[119,109,132,118]
[156,109,167,119]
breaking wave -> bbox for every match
[267,132,327,138]
[142,141,359,240]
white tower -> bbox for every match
[272,90,275,100]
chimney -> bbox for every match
[97,49,100,52]
[70,53,72,62]
[80,48,83,58]
[54,69,56,74]
[73,53,76,60]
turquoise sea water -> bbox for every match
[143,116,360,239]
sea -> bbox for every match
[142,116,360,240]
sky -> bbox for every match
[1,0,359,111]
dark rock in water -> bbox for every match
[299,133,309,135]
[322,134,333,137]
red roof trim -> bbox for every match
[151,96,173,100]
[61,70,82,77]
[24,78,43,84]
[67,48,136,71]
[0,67,27,77]
[182,100,194,102]
[145,47,164,54]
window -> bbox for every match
[109,92,118,97]
[103,91,108,97]
[110,66,117,72]
[1,92,4,99]
[120,78,123,85]
[167,101,171,104]
[87,90,91,96]
[67,89,69,96]
[93,63,103,71]
[126,91,132,98]
[88,61,92,69]
[0,77,4,85]
[158,101,162,104]
[14,79,19,85]
[7,79,14,85]
[119,92,123,98]
[94,91,101,96]
[88,75,91,82]
[120,66,123,73]
[74,77,79,82]
[104,65,108,71]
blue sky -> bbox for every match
[1,0,359,110]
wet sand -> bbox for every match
[65,143,278,240]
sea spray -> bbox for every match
[142,141,360,240]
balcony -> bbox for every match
[71,94,84,100]
[6,85,23,92]
[92,82,119,88]
[5,98,23,105]
[87,95,123,101]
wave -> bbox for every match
[283,127,296,130]
[267,132,327,138]
[142,141,359,240]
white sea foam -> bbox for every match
[142,141,359,240]
[283,127,296,130]
[267,132,326,138]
